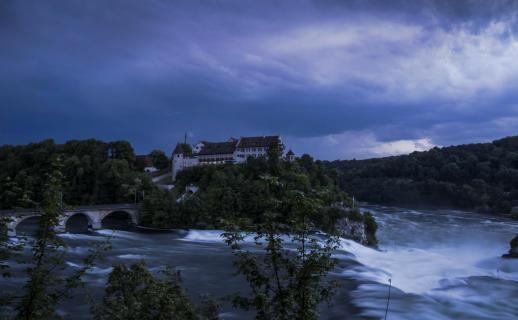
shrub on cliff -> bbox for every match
[142,153,356,234]
[363,211,378,246]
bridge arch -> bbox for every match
[12,215,41,236]
[63,212,94,232]
[100,210,137,230]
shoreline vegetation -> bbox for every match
[327,135,518,217]
[1,138,377,319]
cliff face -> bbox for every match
[336,217,368,245]
[335,211,378,247]
[503,235,518,259]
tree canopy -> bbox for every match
[0,139,153,209]
[140,151,357,234]
[327,135,518,214]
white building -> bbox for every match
[171,135,283,180]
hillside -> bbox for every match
[139,152,378,245]
[0,139,154,209]
[327,136,518,215]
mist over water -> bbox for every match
[3,206,518,319]
[342,206,518,320]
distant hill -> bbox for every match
[327,136,518,215]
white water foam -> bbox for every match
[87,266,114,275]
[339,238,518,294]
[66,261,83,268]
[182,229,294,245]
[182,230,225,242]
[94,229,141,240]
[117,254,146,259]
[58,232,104,241]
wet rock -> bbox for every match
[502,235,518,259]
[336,217,368,245]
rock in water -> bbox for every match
[503,235,518,259]
[336,217,368,245]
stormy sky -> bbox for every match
[1,0,518,159]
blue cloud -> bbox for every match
[1,0,518,158]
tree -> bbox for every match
[363,211,378,246]
[327,135,518,216]
[222,184,339,320]
[94,261,217,320]
[107,141,135,164]
[139,188,175,228]
[0,139,151,208]
[15,159,68,319]
[15,159,108,320]
[0,177,24,209]
[150,150,169,170]
[267,141,284,175]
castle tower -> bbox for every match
[172,143,189,180]
[286,149,295,162]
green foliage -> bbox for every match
[94,261,217,320]
[13,159,109,320]
[222,186,339,320]
[15,159,68,319]
[346,209,363,222]
[139,188,177,228]
[327,135,518,214]
[142,154,351,231]
[0,139,153,208]
[363,211,378,246]
[149,150,170,170]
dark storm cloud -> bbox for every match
[1,0,518,158]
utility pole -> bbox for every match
[184,132,187,144]
[384,278,392,320]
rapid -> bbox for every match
[3,206,518,319]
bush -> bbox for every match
[363,211,378,246]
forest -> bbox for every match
[0,139,155,209]
[327,135,518,215]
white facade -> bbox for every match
[171,136,283,180]
[233,146,268,163]
[172,152,199,180]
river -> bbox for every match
[3,206,518,319]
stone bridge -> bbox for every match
[0,204,139,237]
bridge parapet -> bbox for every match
[2,204,139,237]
